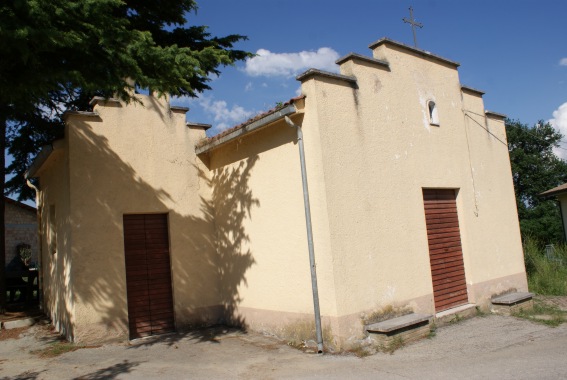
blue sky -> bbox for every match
[171,0,567,157]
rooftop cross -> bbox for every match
[403,6,423,48]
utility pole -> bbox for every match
[403,6,423,48]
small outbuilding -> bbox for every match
[27,38,528,346]
[5,197,38,271]
[540,182,567,241]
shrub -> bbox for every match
[523,238,567,295]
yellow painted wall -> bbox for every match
[205,119,338,332]
[44,95,219,342]
[292,41,528,329]
[35,140,75,340]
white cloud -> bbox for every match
[244,82,253,92]
[197,95,255,133]
[560,58,567,66]
[549,102,567,160]
[244,47,340,77]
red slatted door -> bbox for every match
[423,189,469,312]
[123,214,175,339]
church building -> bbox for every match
[27,37,528,346]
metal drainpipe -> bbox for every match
[284,116,324,354]
[26,179,43,310]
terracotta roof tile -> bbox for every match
[203,95,305,145]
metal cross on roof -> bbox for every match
[403,6,423,48]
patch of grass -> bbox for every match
[345,343,372,358]
[513,300,566,327]
[449,313,463,324]
[524,238,567,296]
[361,305,413,326]
[428,322,437,339]
[32,340,99,358]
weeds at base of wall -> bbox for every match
[360,305,413,326]
[344,336,406,357]
[448,313,465,325]
[381,336,405,354]
[427,322,437,339]
[279,320,335,353]
[344,342,373,358]
[512,301,566,327]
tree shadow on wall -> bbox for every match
[207,156,259,328]
[43,107,256,346]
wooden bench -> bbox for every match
[365,313,432,345]
[491,292,534,315]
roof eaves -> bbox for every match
[335,53,390,69]
[296,69,357,84]
[540,183,567,198]
[62,110,100,121]
[171,106,189,113]
[187,122,212,130]
[25,145,53,179]
[485,110,507,119]
[369,37,460,68]
[196,104,297,155]
[89,96,121,107]
[4,196,36,212]
[461,85,485,96]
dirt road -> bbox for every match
[1,314,566,379]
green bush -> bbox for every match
[524,238,567,295]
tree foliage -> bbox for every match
[506,119,567,243]
[1,0,251,199]
[0,0,251,311]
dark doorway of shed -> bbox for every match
[123,214,175,339]
[422,189,469,312]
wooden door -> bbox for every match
[422,189,468,312]
[123,214,175,339]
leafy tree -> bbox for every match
[506,119,567,243]
[0,0,251,312]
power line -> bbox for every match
[464,109,567,151]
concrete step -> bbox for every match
[491,292,534,315]
[2,316,40,330]
[365,313,433,345]
[435,303,477,326]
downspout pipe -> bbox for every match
[284,116,324,354]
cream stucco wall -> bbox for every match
[204,117,338,333]
[291,41,527,340]
[35,140,74,340]
[37,95,220,343]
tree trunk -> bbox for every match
[0,116,6,314]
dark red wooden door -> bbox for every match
[123,214,174,339]
[422,189,468,312]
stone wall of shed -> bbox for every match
[5,200,39,270]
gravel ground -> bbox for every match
[1,314,567,379]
